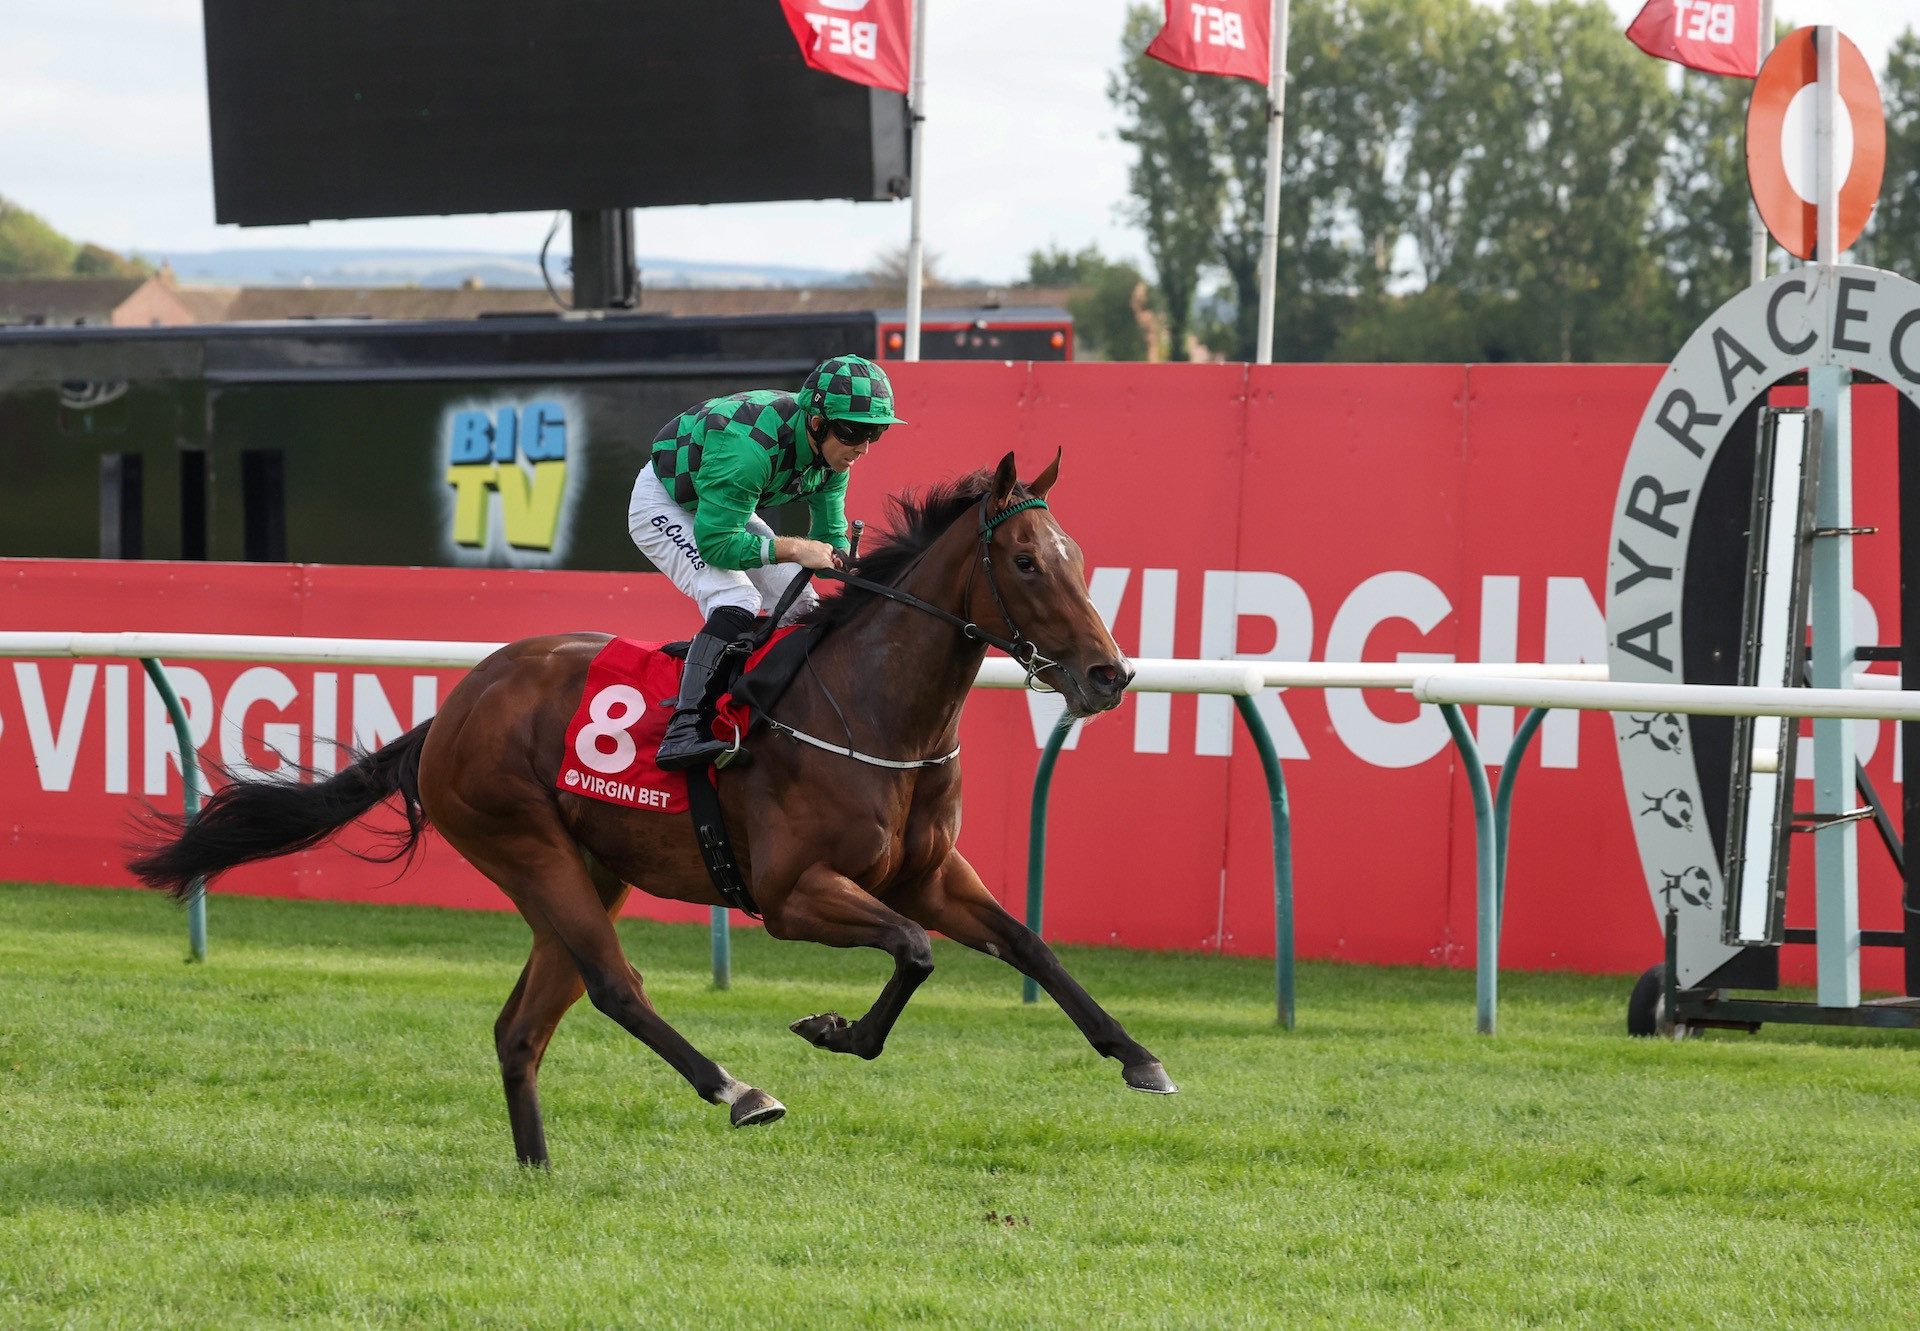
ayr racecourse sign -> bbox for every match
[1607,265,1920,988]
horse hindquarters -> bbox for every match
[420,647,785,1161]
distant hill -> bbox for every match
[158,248,853,290]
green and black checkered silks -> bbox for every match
[651,390,828,508]
[647,388,851,570]
[797,354,906,425]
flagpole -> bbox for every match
[1254,0,1292,364]
[1748,0,1775,285]
[903,0,929,362]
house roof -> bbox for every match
[172,286,242,323]
[0,277,151,325]
[190,284,1082,324]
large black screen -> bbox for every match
[203,0,911,225]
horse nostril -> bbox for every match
[1087,664,1126,698]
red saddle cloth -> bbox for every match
[555,631,793,812]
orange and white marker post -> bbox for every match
[1745,26,1886,264]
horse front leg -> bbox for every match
[899,851,1176,1094]
[761,863,935,1060]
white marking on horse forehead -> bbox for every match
[1030,516,1071,563]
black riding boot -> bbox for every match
[656,605,756,771]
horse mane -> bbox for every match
[796,468,1030,633]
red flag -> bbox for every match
[1625,0,1762,78]
[779,0,912,95]
[1145,1,1272,84]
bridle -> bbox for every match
[743,492,1068,770]
[812,492,1065,692]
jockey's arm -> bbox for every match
[689,438,779,570]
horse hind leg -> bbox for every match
[462,834,783,1144]
[495,933,585,1167]
[498,863,704,1166]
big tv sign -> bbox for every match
[439,395,584,567]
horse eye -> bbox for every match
[1015,554,1038,574]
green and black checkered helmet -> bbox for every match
[797,354,906,426]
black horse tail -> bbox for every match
[128,720,433,902]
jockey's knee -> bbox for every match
[698,586,761,622]
[777,586,819,626]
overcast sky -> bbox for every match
[0,1,1910,284]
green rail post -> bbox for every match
[1492,707,1549,931]
[141,658,206,962]
[1441,703,1499,1035]
[710,907,731,990]
[1234,695,1294,1029]
[1022,693,1296,1027]
[1023,711,1076,1004]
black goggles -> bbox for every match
[827,419,888,445]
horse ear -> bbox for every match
[992,451,1019,504]
[1027,448,1061,498]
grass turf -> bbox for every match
[2,882,1919,1329]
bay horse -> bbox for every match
[129,452,1175,1168]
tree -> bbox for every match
[860,244,947,287]
[1183,0,1393,360]
[1106,0,1736,363]
[1111,6,1224,361]
[0,196,78,277]
[1257,0,1509,359]
[72,243,151,278]
[0,196,150,279]
[1025,244,1149,361]
[1332,286,1483,360]
[1456,0,1672,360]
[1650,69,1752,345]
[1858,30,1920,274]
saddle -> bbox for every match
[553,623,820,918]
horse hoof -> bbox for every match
[730,1088,786,1127]
[1123,1061,1179,1095]
[789,1012,850,1048]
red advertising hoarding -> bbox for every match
[2,363,1908,988]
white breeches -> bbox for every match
[627,466,820,622]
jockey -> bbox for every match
[629,353,905,771]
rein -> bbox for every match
[749,492,1061,771]
[813,494,1062,690]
